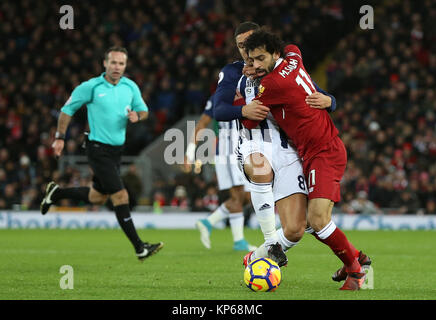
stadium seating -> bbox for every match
[0,0,434,214]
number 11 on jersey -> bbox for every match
[295,68,316,95]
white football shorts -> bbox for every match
[235,118,308,201]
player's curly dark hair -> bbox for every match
[243,29,284,57]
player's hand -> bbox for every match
[242,100,269,121]
[242,65,258,79]
[128,110,139,123]
[52,139,65,157]
[306,92,332,109]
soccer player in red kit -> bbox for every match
[241,29,371,290]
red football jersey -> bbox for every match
[242,44,339,161]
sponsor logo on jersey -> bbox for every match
[205,100,212,110]
[258,85,265,96]
[218,71,224,84]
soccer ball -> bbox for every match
[244,257,282,292]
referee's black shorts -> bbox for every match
[86,140,125,195]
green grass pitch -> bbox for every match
[0,228,435,300]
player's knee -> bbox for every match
[283,224,305,242]
[110,189,129,206]
[94,196,108,205]
[225,198,243,213]
[89,188,108,205]
[244,153,273,184]
[307,201,332,232]
[307,213,329,232]
[229,186,244,205]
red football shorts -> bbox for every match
[302,136,347,202]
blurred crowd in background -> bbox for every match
[0,0,435,214]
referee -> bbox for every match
[41,47,163,261]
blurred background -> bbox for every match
[1,0,435,217]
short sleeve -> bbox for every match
[284,44,302,61]
[61,81,93,116]
[130,83,148,112]
[202,96,214,118]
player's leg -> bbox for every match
[41,140,112,214]
[196,187,254,251]
[196,201,228,249]
[40,181,93,214]
[273,159,308,252]
[307,199,360,269]
[305,137,368,289]
[307,198,365,289]
[196,154,254,250]
[195,160,231,249]
[110,188,141,250]
[242,152,289,266]
[247,194,306,266]
[226,185,256,251]
[110,187,163,261]
[88,187,109,205]
[93,143,162,260]
[40,178,114,214]
[244,152,278,246]
[247,160,308,266]
[275,193,306,250]
[236,130,291,265]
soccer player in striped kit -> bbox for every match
[212,22,336,269]
[186,96,256,251]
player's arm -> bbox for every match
[129,83,149,122]
[242,78,285,128]
[213,63,269,121]
[306,82,337,112]
[284,44,337,112]
[53,82,91,156]
[52,111,74,156]
[185,99,213,164]
[212,64,245,121]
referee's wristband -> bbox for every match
[136,112,141,121]
[55,132,65,140]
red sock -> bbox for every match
[319,228,361,273]
[311,229,359,258]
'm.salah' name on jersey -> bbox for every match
[243,45,339,161]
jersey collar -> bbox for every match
[100,72,125,87]
[273,58,284,70]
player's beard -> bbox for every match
[256,59,277,78]
[255,68,267,78]
[267,59,276,73]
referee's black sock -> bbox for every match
[52,187,90,204]
[114,204,143,252]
